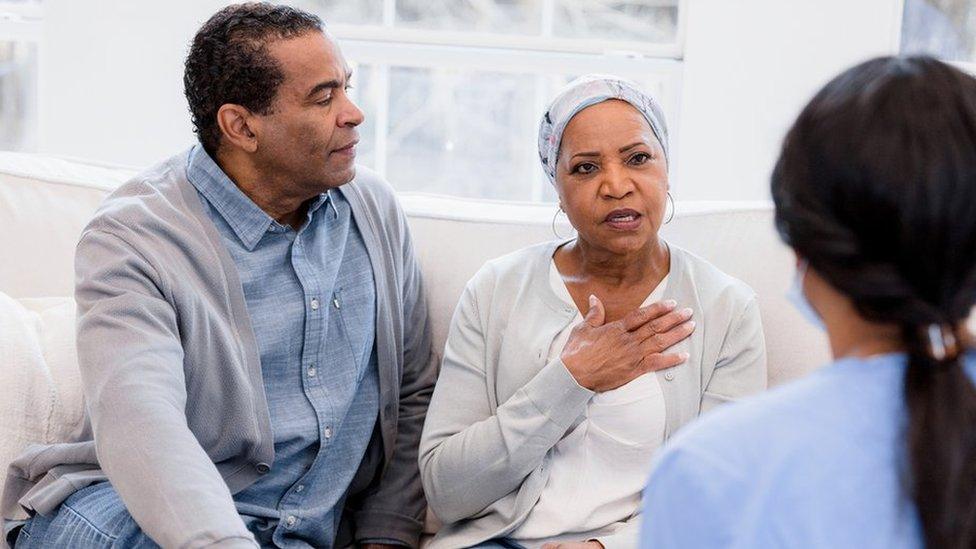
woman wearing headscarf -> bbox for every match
[419,74,767,549]
[640,56,976,549]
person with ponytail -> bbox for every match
[639,55,976,549]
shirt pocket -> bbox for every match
[331,286,376,381]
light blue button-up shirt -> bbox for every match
[641,351,976,549]
[186,146,379,548]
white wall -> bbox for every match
[39,0,903,199]
[674,0,902,201]
[39,0,226,167]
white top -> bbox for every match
[510,259,669,547]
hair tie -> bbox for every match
[924,323,961,362]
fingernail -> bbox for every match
[589,294,597,307]
[680,352,690,361]
[664,299,677,308]
[688,320,696,329]
[681,307,693,317]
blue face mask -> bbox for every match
[787,259,825,330]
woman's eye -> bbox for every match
[629,152,651,165]
[573,162,597,174]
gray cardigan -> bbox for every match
[1,150,437,548]
[419,239,767,549]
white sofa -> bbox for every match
[0,151,832,542]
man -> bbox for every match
[1,4,435,548]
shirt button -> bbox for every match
[310,298,320,310]
[665,371,675,381]
[285,515,297,528]
[255,462,271,474]
[324,426,333,439]
[308,366,317,377]
[295,484,305,493]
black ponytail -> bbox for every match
[903,325,976,549]
[772,56,976,548]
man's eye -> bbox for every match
[317,97,332,105]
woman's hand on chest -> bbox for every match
[561,294,694,392]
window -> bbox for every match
[291,0,684,203]
[900,0,976,65]
[0,0,40,151]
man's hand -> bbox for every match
[541,541,604,549]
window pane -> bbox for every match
[291,0,384,25]
[348,63,379,171]
[383,67,540,200]
[0,41,37,151]
[395,0,542,35]
[553,0,678,43]
[901,0,976,63]
[351,66,673,203]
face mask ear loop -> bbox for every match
[787,259,826,331]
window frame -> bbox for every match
[329,0,687,57]
[0,1,41,41]
[895,0,976,75]
[326,0,687,204]
[0,1,41,152]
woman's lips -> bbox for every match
[604,209,643,231]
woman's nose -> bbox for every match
[599,164,635,199]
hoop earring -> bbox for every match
[665,191,675,224]
[552,206,568,239]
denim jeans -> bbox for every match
[14,482,159,548]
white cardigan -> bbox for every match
[419,239,767,549]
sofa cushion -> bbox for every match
[0,152,134,298]
[0,293,87,501]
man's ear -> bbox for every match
[216,104,259,154]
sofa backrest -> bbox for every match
[0,152,831,387]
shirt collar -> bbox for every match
[307,190,337,220]
[186,145,333,250]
